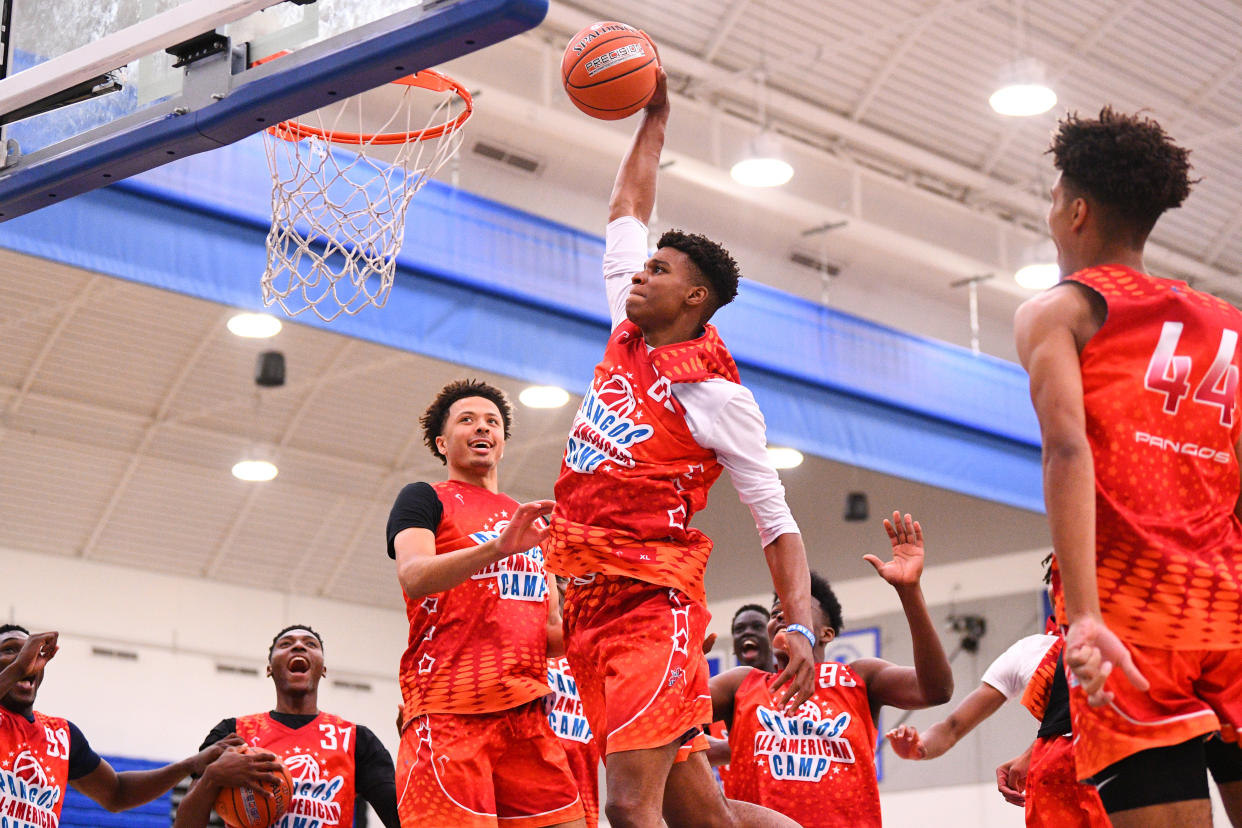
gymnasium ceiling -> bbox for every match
[5,0,1241,610]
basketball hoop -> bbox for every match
[260,63,473,321]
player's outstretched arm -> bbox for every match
[854,513,953,712]
[607,68,668,224]
[763,532,816,713]
[171,743,283,828]
[1015,288,1147,705]
[886,683,1006,760]
[74,735,245,813]
[395,499,555,600]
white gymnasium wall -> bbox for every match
[0,544,407,764]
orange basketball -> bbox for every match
[213,748,293,828]
[562,22,659,120]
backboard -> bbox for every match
[0,0,547,221]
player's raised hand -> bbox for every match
[496,499,556,557]
[864,512,925,588]
[202,747,284,789]
[770,630,815,714]
[13,631,59,676]
[1066,615,1148,707]
[885,725,927,760]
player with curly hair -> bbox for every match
[386,380,585,828]
[544,68,815,828]
[1015,107,1242,825]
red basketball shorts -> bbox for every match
[1069,642,1242,779]
[396,699,585,827]
[563,574,712,759]
[1025,734,1109,828]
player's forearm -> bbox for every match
[1044,439,1099,622]
[171,773,222,828]
[608,103,668,224]
[104,762,194,811]
[896,583,954,705]
[763,532,814,632]
[916,722,957,759]
[398,539,510,599]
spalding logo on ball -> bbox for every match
[562,21,660,120]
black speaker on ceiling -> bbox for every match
[255,351,286,387]
[844,492,869,522]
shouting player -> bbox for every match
[0,625,238,827]
[175,624,399,828]
[387,380,585,828]
[1015,108,1242,826]
[545,69,815,828]
[731,604,777,672]
[709,514,953,827]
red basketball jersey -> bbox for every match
[1054,266,1242,649]
[546,657,600,828]
[1020,636,1065,722]
[235,712,356,828]
[399,481,550,720]
[726,663,880,828]
[0,707,71,828]
[547,319,740,603]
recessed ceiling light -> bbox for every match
[767,446,804,469]
[232,459,278,481]
[519,386,570,408]
[227,312,282,338]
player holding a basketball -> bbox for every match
[544,68,816,828]
[1015,108,1242,826]
[0,625,242,826]
[708,514,952,827]
[175,624,399,828]
[386,380,585,828]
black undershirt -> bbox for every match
[201,713,399,828]
[1036,650,1072,739]
[385,482,443,559]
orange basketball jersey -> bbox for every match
[235,712,356,828]
[1054,265,1242,649]
[726,663,880,828]
[547,319,740,603]
[399,481,550,720]
[0,708,70,828]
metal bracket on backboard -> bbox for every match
[167,31,231,69]
[0,138,20,171]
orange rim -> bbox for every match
[253,53,472,145]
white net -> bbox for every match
[261,70,471,321]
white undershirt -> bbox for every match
[602,216,800,546]
[979,633,1059,700]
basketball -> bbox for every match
[562,22,660,120]
[213,748,294,828]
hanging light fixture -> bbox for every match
[990,57,1056,116]
[227,312,282,338]
[731,131,794,188]
[232,459,278,481]
[232,351,284,482]
[766,446,803,469]
[519,385,570,408]
[1013,240,1060,289]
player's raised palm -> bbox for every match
[865,512,924,587]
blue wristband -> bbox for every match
[786,623,817,648]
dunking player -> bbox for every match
[175,625,399,828]
[545,69,816,828]
[1015,108,1242,826]
[708,514,953,827]
[888,630,1109,827]
[0,625,239,827]
[386,380,585,828]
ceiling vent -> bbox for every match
[471,139,543,175]
[789,250,842,277]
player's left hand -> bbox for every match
[771,631,815,714]
[865,512,924,588]
[190,734,245,776]
[1066,615,1149,707]
[995,746,1031,807]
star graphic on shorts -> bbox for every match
[667,504,686,529]
[421,597,439,613]
[672,627,690,655]
[425,626,436,640]
[416,719,432,744]
[418,653,435,674]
